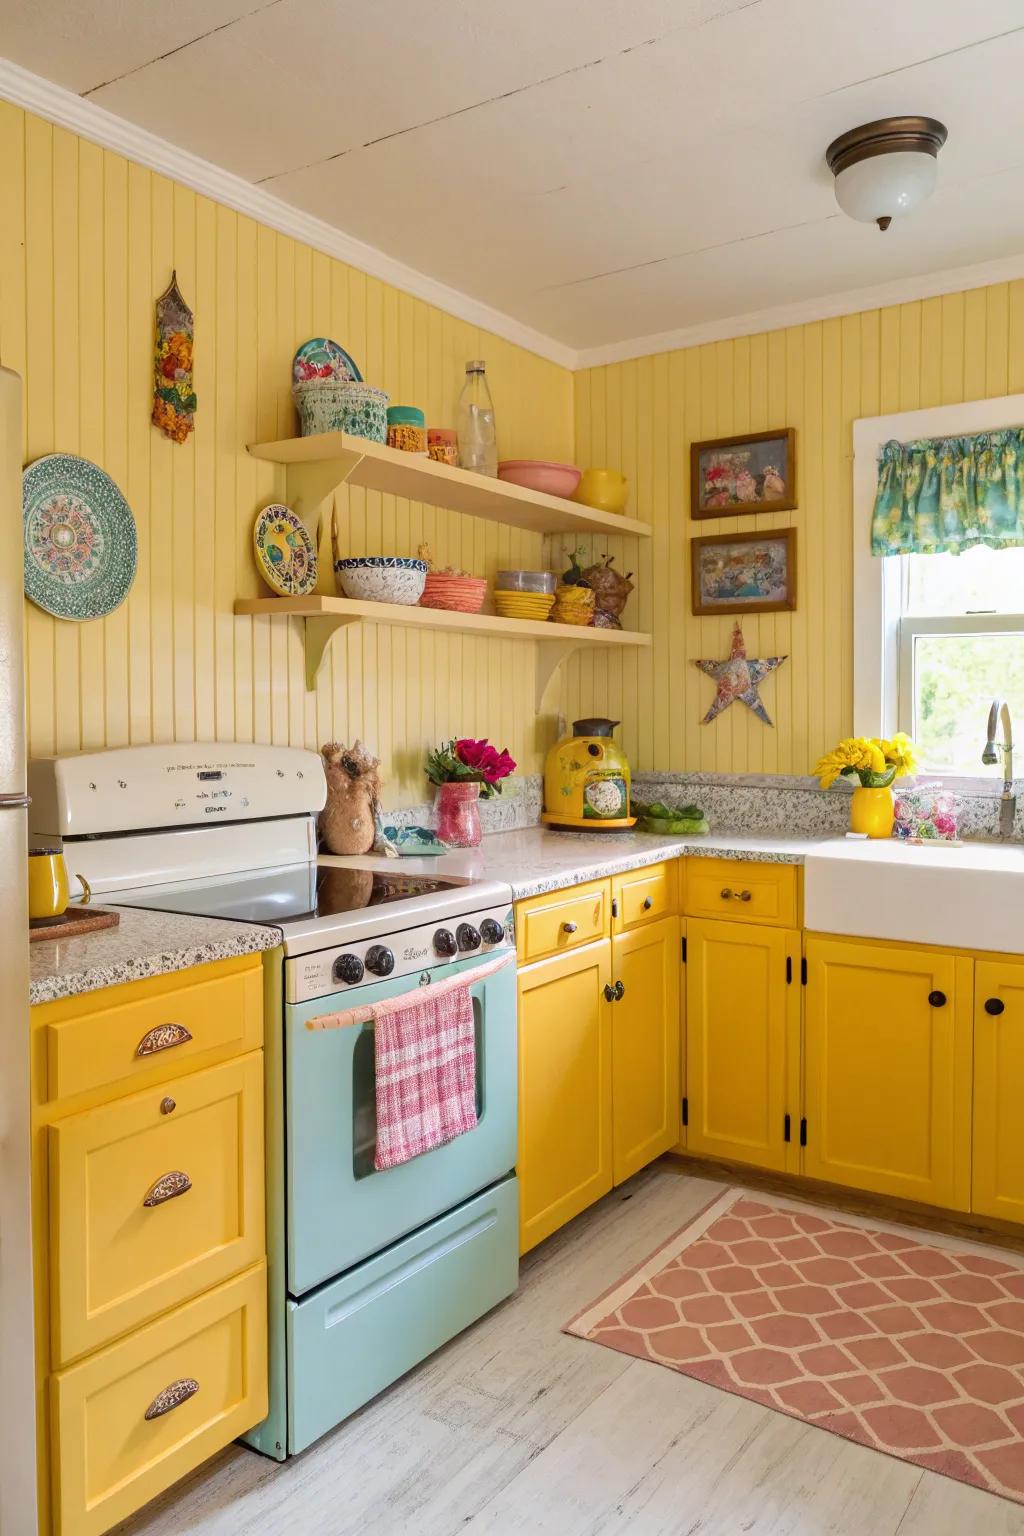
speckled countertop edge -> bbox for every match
[30,906,281,1006]
[506,836,822,899]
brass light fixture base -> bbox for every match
[826,117,948,230]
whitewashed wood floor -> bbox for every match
[114,1165,1024,1536]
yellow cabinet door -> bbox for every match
[518,940,613,1253]
[803,937,971,1210]
[611,916,681,1184]
[973,957,1024,1223]
[49,1052,265,1365]
[686,918,799,1173]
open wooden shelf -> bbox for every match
[247,432,651,539]
[234,594,652,700]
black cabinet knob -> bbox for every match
[985,997,1006,1016]
[603,983,616,1002]
[614,980,625,1000]
[365,945,395,977]
[642,896,653,910]
[456,923,481,952]
[928,990,947,1008]
[433,928,457,957]
[479,918,505,946]
[332,953,364,985]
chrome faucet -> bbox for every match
[982,698,1016,838]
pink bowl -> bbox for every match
[497,460,582,499]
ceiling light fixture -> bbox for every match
[826,116,948,231]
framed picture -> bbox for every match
[691,428,796,517]
[691,527,797,615]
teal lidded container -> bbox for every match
[387,406,427,454]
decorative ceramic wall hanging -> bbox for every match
[23,454,138,620]
[292,337,362,386]
[151,272,197,443]
[695,622,787,726]
[253,504,318,597]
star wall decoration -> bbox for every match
[695,622,787,726]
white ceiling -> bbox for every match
[4,0,1024,352]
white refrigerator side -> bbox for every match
[0,367,36,1533]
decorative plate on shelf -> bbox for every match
[253,504,318,597]
[291,337,362,387]
[22,454,138,621]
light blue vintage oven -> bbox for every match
[248,935,519,1458]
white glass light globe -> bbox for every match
[833,151,937,224]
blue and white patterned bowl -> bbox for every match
[335,556,427,605]
[294,381,389,442]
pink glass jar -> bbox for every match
[435,781,482,847]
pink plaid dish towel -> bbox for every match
[373,981,478,1170]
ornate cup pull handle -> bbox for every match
[136,1023,193,1058]
[143,1170,192,1207]
[144,1377,199,1421]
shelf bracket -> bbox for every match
[535,639,580,713]
[278,453,363,527]
[303,613,357,690]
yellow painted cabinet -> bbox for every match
[517,941,613,1254]
[685,918,799,1173]
[973,957,1024,1223]
[803,936,972,1210]
[610,917,681,1185]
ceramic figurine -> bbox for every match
[581,554,634,629]
[319,741,381,855]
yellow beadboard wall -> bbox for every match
[566,281,1024,776]
[0,103,573,799]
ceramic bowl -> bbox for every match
[572,467,629,514]
[496,460,582,498]
[495,569,557,594]
[335,556,427,604]
[295,381,389,442]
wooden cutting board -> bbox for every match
[29,907,121,942]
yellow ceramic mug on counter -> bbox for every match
[29,845,70,920]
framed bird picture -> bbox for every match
[690,428,796,517]
[691,527,797,615]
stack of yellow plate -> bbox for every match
[494,592,556,621]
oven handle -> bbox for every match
[305,950,514,1032]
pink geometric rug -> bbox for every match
[566,1189,1024,1504]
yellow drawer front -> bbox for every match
[612,862,677,933]
[50,1053,265,1366]
[51,1262,267,1536]
[40,956,263,1106]
[516,880,610,964]
[684,858,799,929]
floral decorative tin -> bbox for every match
[253,504,318,597]
[23,454,138,620]
[292,337,362,387]
[151,272,196,443]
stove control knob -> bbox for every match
[433,928,457,957]
[479,918,505,946]
[332,953,364,986]
[365,944,395,977]
[456,923,481,953]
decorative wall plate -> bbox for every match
[291,337,362,387]
[253,504,318,597]
[23,454,138,621]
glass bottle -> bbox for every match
[456,360,498,477]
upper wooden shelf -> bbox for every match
[247,432,651,538]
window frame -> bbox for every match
[897,612,1024,765]
[853,393,1024,785]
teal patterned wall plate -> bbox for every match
[253,503,318,597]
[292,337,362,386]
[23,454,138,621]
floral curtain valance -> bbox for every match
[871,427,1024,556]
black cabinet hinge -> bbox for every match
[681,934,687,964]
[799,1116,808,1147]
[800,957,808,986]
[784,1112,791,1143]
[681,1096,689,1127]
[786,955,793,985]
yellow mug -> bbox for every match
[28,846,69,920]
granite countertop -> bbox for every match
[321,826,833,901]
[30,906,281,1006]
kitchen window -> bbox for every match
[897,546,1024,776]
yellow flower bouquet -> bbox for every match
[813,734,918,790]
